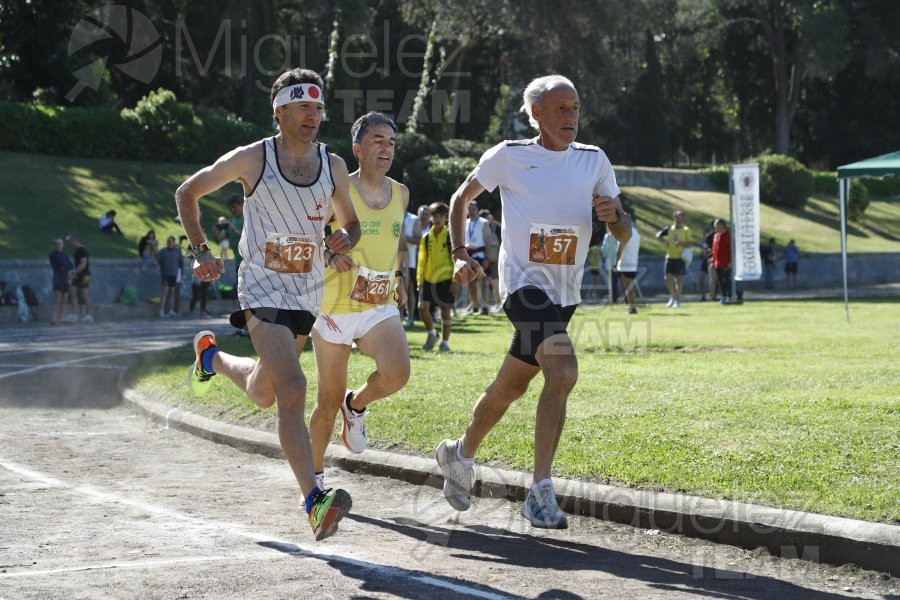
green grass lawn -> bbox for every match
[2,150,899,259]
[129,297,900,524]
[0,150,243,259]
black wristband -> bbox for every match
[394,270,404,277]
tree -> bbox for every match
[632,30,667,166]
[727,0,849,155]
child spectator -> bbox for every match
[417,202,455,352]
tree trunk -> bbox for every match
[751,0,802,156]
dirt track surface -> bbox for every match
[1,320,897,599]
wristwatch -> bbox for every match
[190,242,212,258]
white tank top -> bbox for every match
[237,137,334,314]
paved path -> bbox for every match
[0,319,897,599]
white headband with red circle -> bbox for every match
[272,83,324,109]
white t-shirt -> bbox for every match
[465,216,489,259]
[616,226,641,272]
[472,139,620,306]
[403,212,418,267]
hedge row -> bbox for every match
[0,91,269,163]
[698,156,812,208]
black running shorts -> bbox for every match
[230,307,316,338]
[503,286,577,367]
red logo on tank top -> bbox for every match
[308,201,325,221]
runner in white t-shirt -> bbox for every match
[434,75,632,530]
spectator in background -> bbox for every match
[760,237,776,289]
[98,210,123,235]
[189,245,211,317]
[464,201,492,314]
[157,235,183,317]
[600,225,620,304]
[704,219,718,301]
[617,217,641,314]
[49,238,74,325]
[583,222,602,301]
[138,230,159,266]
[784,239,799,289]
[656,210,692,309]
[712,219,732,304]
[402,205,427,328]
[418,201,454,352]
[66,234,93,323]
[213,216,234,260]
[698,221,712,301]
[479,208,502,311]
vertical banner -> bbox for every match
[729,164,762,281]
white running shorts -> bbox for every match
[313,304,400,346]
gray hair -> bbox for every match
[520,75,576,129]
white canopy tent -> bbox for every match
[836,150,900,322]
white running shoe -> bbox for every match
[672,299,680,309]
[435,439,474,511]
[65,314,78,323]
[340,390,367,453]
[80,314,94,323]
[521,482,568,529]
[665,297,675,308]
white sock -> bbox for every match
[429,328,437,336]
[455,440,474,465]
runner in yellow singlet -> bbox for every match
[309,112,411,489]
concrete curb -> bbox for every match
[120,384,900,577]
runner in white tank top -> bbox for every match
[175,68,360,542]
[238,137,334,314]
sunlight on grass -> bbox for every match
[130,298,900,523]
[3,150,899,258]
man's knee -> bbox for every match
[486,377,529,404]
[381,359,411,391]
[543,357,578,392]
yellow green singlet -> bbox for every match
[320,178,403,314]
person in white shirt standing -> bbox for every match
[403,205,429,327]
[464,202,491,314]
[616,217,641,314]
[436,74,631,529]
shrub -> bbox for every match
[121,88,196,161]
[812,170,838,195]
[698,165,729,192]
[403,155,476,203]
[0,102,50,152]
[442,138,489,160]
[757,154,813,209]
[388,131,441,183]
[848,181,870,222]
[859,175,900,197]
[181,110,268,163]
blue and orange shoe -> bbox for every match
[307,488,352,541]
[188,330,217,397]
